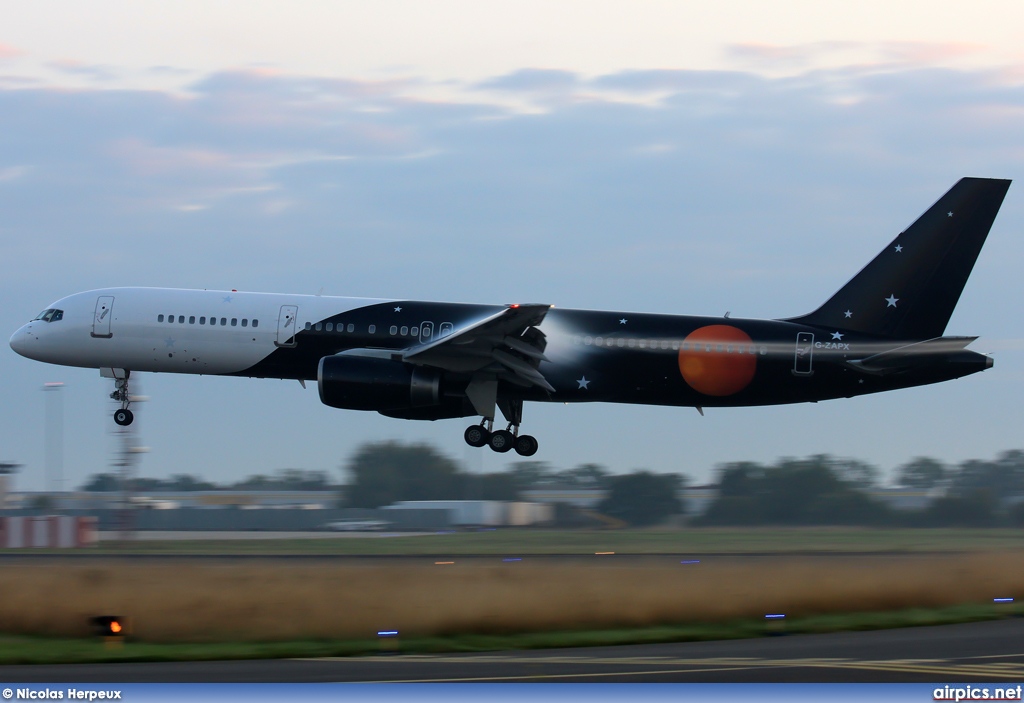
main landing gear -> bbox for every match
[464,420,539,457]
[110,371,134,426]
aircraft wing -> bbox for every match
[402,304,555,391]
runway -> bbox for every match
[3,618,1023,682]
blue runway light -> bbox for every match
[377,630,399,637]
[994,598,1014,603]
[764,614,786,619]
[680,560,700,564]
[502,558,522,562]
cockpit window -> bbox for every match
[33,309,64,323]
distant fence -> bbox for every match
[0,516,97,548]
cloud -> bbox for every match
[878,41,988,65]
[724,41,996,79]
[0,43,21,60]
[47,59,120,81]
[0,59,1021,301]
[477,68,580,93]
[0,165,28,182]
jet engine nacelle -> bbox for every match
[318,355,441,411]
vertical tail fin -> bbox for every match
[788,177,1011,339]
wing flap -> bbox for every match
[402,304,555,392]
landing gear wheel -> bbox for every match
[514,434,538,457]
[114,408,134,426]
[464,424,491,447]
[488,429,514,453]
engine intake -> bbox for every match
[318,355,441,411]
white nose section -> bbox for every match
[9,325,34,359]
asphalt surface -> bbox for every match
[2,619,1023,683]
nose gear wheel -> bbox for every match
[110,372,135,426]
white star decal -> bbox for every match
[164,338,175,348]
[577,376,590,389]
[885,294,899,308]
[222,295,233,303]
[844,310,853,318]
[619,318,627,325]
[394,306,402,312]
[894,245,903,253]
[831,331,844,340]
[947,211,954,217]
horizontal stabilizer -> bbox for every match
[847,336,982,375]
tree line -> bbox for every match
[79,468,336,493]
[76,444,1024,528]
[698,451,1024,527]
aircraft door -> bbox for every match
[419,321,434,344]
[275,305,298,348]
[91,296,114,338]
[793,332,814,376]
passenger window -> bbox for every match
[178,316,185,324]
[369,325,376,334]
[158,315,164,322]
[390,326,398,335]
[595,337,603,346]
[304,322,311,331]
[638,340,646,349]
[221,318,227,326]
[347,324,354,333]
[231,318,237,326]
[200,317,206,325]
[410,326,419,336]
[400,326,409,336]
[252,320,258,328]
[315,322,322,331]
[189,316,196,324]
[241,319,248,327]
[326,323,334,332]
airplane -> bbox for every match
[9,177,1010,457]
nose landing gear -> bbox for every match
[110,371,134,426]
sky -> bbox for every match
[2,1,1024,491]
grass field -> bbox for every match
[1,551,1022,642]
[2,528,1022,663]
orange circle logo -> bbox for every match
[678,325,757,396]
